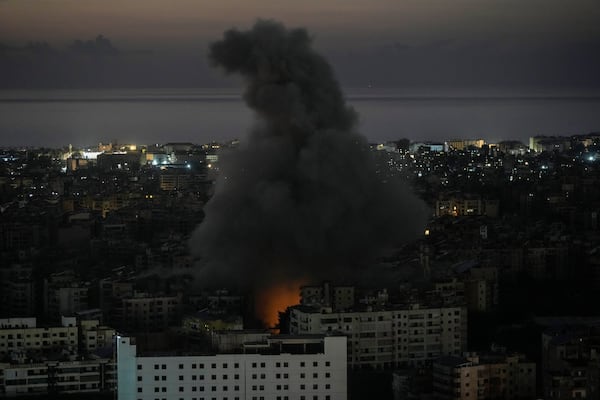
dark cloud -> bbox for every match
[188,20,428,289]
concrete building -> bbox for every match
[447,139,485,151]
[121,292,183,332]
[0,357,115,397]
[117,334,347,400]
[0,317,78,360]
[43,271,90,321]
[0,264,36,318]
[289,303,467,368]
[541,321,600,400]
[433,353,536,399]
[300,282,355,311]
[79,319,116,355]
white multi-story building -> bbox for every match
[289,303,467,368]
[117,334,347,400]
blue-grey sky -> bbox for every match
[1,0,600,90]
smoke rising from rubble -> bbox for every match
[189,20,427,289]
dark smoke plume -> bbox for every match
[190,20,427,288]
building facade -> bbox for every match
[289,303,467,368]
[117,335,347,400]
[433,353,536,400]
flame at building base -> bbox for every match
[255,281,304,329]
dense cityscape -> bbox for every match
[1,133,600,399]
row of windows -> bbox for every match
[142,361,330,371]
[141,383,333,393]
[0,332,75,339]
[141,372,332,382]
[143,394,331,400]
[143,385,331,400]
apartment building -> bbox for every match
[0,358,115,397]
[0,317,78,359]
[289,303,467,368]
[117,334,347,400]
[120,292,183,332]
[433,353,536,399]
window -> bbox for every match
[192,375,197,381]
[155,376,159,381]
[138,365,143,370]
[223,375,228,380]
[234,363,239,368]
[325,373,331,378]
[211,364,216,369]
[212,375,217,380]
[179,376,184,381]
[155,388,160,393]
[211,386,216,392]
[154,365,159,370]
[283,362,288,367]
[234,374,239,380]
[179,387,184,392]
[325,362,330,367]
[313,373,318,378]
[179,364,184,369]
[300,373,306,379]
[313,362,318,367]
[300,362,305,367]
[137,388,142,392]
[192,364,197,369]
[276,362,281,368]
[223,363,228,368]
[260,363,265,368]
[138,377,143,381]
[162,365,166,370]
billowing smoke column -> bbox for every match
[190,20,427,292]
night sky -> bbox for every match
[2,0,600,90]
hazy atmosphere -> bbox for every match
[2,0,600,90]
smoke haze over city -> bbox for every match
[189,21,428,292]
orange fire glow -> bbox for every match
[255,281,304,328]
